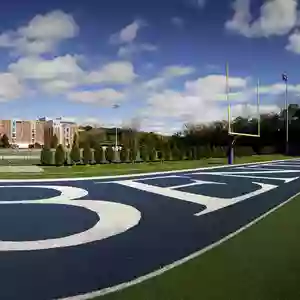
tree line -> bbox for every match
[40,104,300,166]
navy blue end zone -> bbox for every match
[0,159,300,300]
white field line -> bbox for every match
[0,158,296,183]
[236,167,288,171]
[217,174,299,183]
[267,164,300,168]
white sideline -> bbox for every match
[58,190,300,300]
[0,158,298,183]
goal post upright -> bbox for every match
[226,63,261,164]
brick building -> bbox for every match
[0,118,78,149]
[42,118,78,149]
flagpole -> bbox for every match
[282,73,289,155]
[285,79,289,155]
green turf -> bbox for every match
[0,154,293,179]
[96,193,300,300]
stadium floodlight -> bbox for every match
[226,63,261,138]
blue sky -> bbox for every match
[0,0,299,134]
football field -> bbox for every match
[1,158,300,299]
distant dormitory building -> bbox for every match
[41,117,78,149]
[0,118,78,149]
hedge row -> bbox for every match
[40,144,277,166]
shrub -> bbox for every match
[40,147,53,165]
[140,145,149,162]
[94,146,102,164]
[259,146,277,155]
[171,146,181,161]
[164,145,172,161]
[106,146,114,162]
[70,143,81,164]
[55,144,65,166]
[186,148,194,160]
[1,134,10,148]
[131,147,138,162]
[157,150,163,161]
[203,145,212,158]
[211,146,226,158]
[195,146,203,159]
[149,148,157,161]
[120,146,127,162]
[83,143,92,165]
[234,146,256,157]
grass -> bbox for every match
[0,154,293,179]
[97,193,300,300]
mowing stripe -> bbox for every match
[0,158,297,183]
[57,189,300,300]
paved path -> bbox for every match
[1,159,300,300]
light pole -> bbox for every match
[282,73,289,155]
[113,104,121,162]
[113,104,119,148]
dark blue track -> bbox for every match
[0,159,300,300]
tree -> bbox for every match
[83,141,92,165]
[34,142,42,149]
[106,146,114,162]
[70,134,81,164]
[1,134,10,148]
[171,146,181,161]
[50,134,59,149]
[149,148,157,161]
[186,148,193,160]
[163,144,172,161]
[120,146,127,162]
[40,146,53,165]
[55,144,65,166]
[122,117,142,162]
[140,145,149,162]
[93,146,102,164]
[83,125,93,131]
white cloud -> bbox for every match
[171,17,184,27]
[9,56,138,93]
[143,65,196,91]
[117,43,157,57]
[109,20,145,44]
[0,10,78,55]
[286,29,300,53]
[144,77,166,90]
[162,65,195,78]
[230,103,280,118]
[185,75,248,100]
[142,74,268,126]
[139,74,297,134]
[260,82,300,95]
[88,61,137,84]
[41,80,79,94]
[18,10,78,40]
[9,55,84,80]
[0,73,24,101]
[225,0,298,38]
[67,89,125,105]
